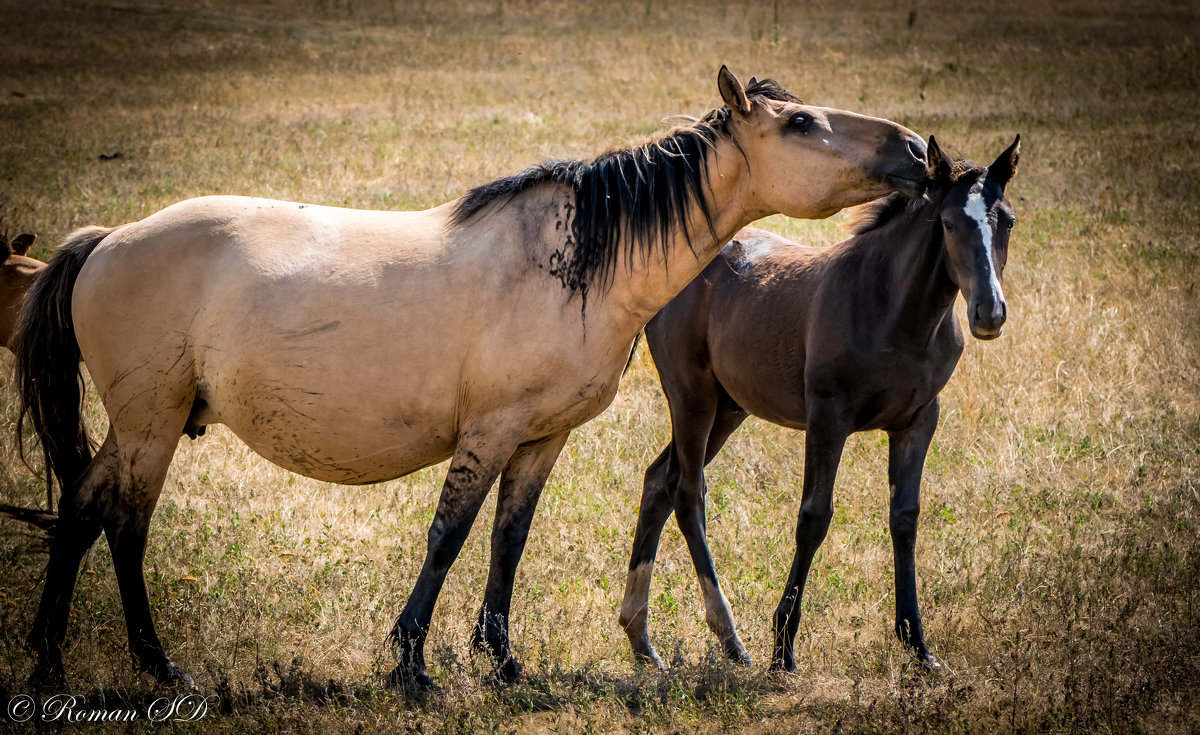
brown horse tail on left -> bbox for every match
[2,226,115,538]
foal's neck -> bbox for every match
[873,195,961,336]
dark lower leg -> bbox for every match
[28,518,102,689]
[619,447,675,666]
[673,476,751,665]
[390,439,512,688]
[888,400,939,666]
[472,433,567,682]
[106,514,191,686]
[771,425,846,672]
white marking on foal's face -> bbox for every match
[963,184,1004,297]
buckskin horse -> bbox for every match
[8,67,926,689]
[619,135,1019,671]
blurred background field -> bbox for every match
[0,0,1197,732]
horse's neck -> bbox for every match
[867,203,960,339]
[600,139,755,331]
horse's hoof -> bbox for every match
[631,647,665,670]
[470,635,524,684]
[768,655,797,674]
[386,663,438,691]
[29,664,71,693]
[138,653,196,689]
[916,653,942,673]
[157,662,198,690]
[494,655,523,684]
[723,640,752,667]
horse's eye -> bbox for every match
[942,219,955,233]
[789,113,812,133]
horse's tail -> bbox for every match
[3,226,114,537]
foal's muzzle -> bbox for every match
[969,299,1007,340]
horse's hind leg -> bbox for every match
[620,396,748,667]
[472,431,569,682]
[27,474,105,690]
[886,398,940,669]
[619,444,675,667]
[96,418,192,685]
[103,470,190,686]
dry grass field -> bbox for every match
[1,0,1198,732]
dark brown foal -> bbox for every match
[619,135,1020,671]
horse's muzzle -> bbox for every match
[969,300,1007,340]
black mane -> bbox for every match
[848,153,983,236]
[451,79,799,302]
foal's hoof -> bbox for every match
[915,652,942,673]
[723,639,752,667]
[768,653,798,674]
[632,648,665,670]
[386,663,438,691]
[627,635,665,670]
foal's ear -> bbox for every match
[718,65,752,117]
[988,134,1021,187]
[11,233,36,255]
[926,135,952,183]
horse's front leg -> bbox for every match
[772,413,849,672]
[472,431,569,682]
[886,398,940,668]
[389,421,523,689]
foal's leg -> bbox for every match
[389,422,524,688]
[621,397,750,666]
[772,412,849,672]
[886,398,940,667]
[619,444,675,666]
[472,431,569,682]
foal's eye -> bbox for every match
[942,219,955,233]
[788,113,813,133]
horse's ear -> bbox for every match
[927,135,952,183]
[11,233,35,255]
[718,65,752,117]
[988,134,1021,187]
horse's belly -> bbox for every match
[204,364,460,484]
[221,400,457,484]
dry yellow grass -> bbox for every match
[1,0,1198,732]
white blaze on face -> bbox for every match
[963,184,1004,298]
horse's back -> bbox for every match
[69,196,470,482]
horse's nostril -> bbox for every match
[906,139,926,163]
